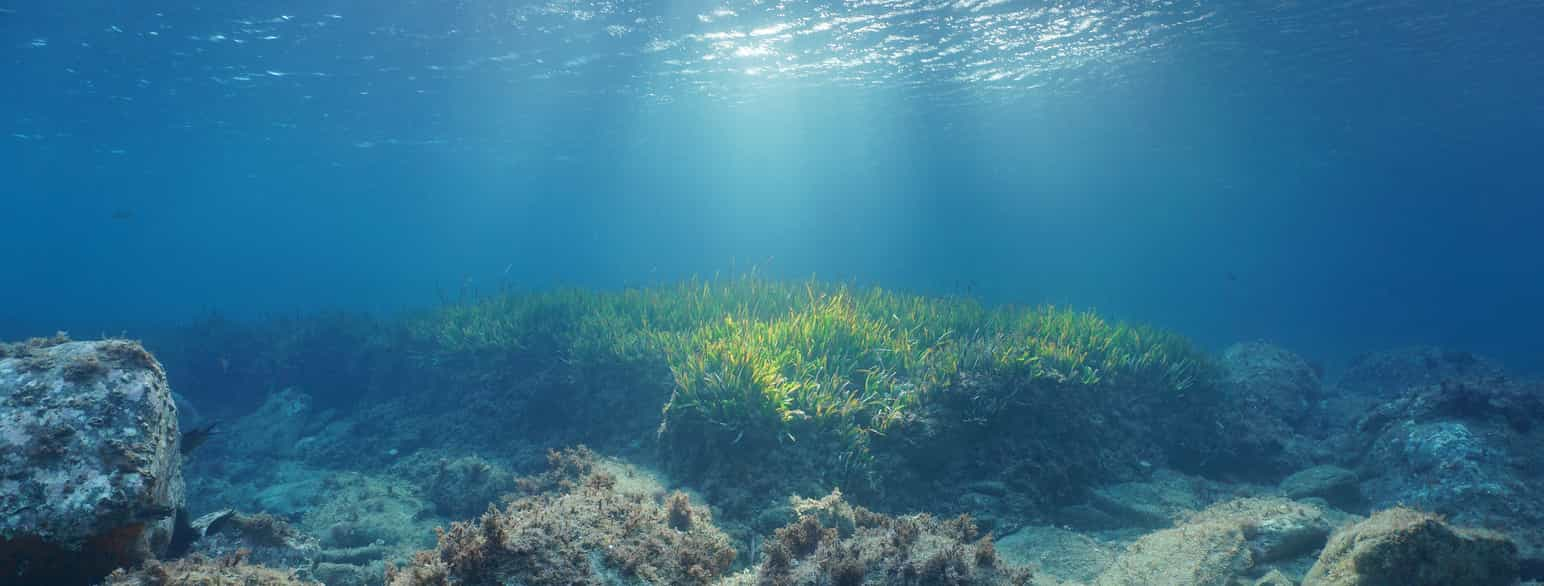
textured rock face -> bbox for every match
[1093,497,1351,586]
[1197,341,1324,478]
[1303,508,1517,586]
[1354,376,1544,560]
[1280,465,1361,510]
[0,338,184,583]
[1223,341,1323,425]
[1336,346,1504,399]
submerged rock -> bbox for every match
[387,447,737,586]
[1353,375,1544,559]
[1094,497,1351,586]
[1183,341,1324,479]
[1223,341,1323,425]
[0,338,184,584]
[735,489,1042,586]
[1302,507,1518,586]
[399,452,518,519]
[183,509,320,575]
[1059,468,1236,531]
[1336,347,1504,399]
[103,553,319,586]
[1279,465,1360,510]
[997,524,1119,583]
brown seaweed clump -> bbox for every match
[386,446,736,586]
[747,490,1037,586]
[102,551,319,586]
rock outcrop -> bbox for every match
[1302,507,1517,585]
[1336,347,1505,399]
[1094,497,1352,586]
[1353,375,1544,561]
[0,337,185,584]
[1183,342,1325,479]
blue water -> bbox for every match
[2,1,1542,370]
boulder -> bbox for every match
[1303,508,1517,585]
[1354,376,1544,558]
[1280,465,1360,510]
[1223,341,1323,424]
[1186,342,1323,478]
[1094,497,1350,586]
[0,338,184,584]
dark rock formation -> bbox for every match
[0,338,184,584]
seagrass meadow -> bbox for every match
[385,276,1223,515]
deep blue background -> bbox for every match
[2,1,1542,371]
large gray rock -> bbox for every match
[0,337,184,583]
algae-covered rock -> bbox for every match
[1223,341,1323,424]
[1254,568,1296,586]
[1095,498,1349,586]
[1080,468,1213,529]
[102,553,319,586]
[1336,347,1504,399]
[1354,376,1544,558]
[0,338,184,584]
[1280,465,1360,510]
[1302,507,1518,585]
[997,524,1119,583]
[184,510,321,576]
[748,489,1040,586]
[399,452,519,518]
[386,447,736,586]
[1185,341,1326,479]
[1093,515,1249,586]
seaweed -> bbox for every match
[387,447,736,586]
[62,353,110,383]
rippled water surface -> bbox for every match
[3,1,1543,367]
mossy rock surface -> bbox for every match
[387,447,736,586]
[1094,497,1350,586]
[1302,507,1518,586]
[103,554,320,586]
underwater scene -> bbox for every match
[3,1,1544,585]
